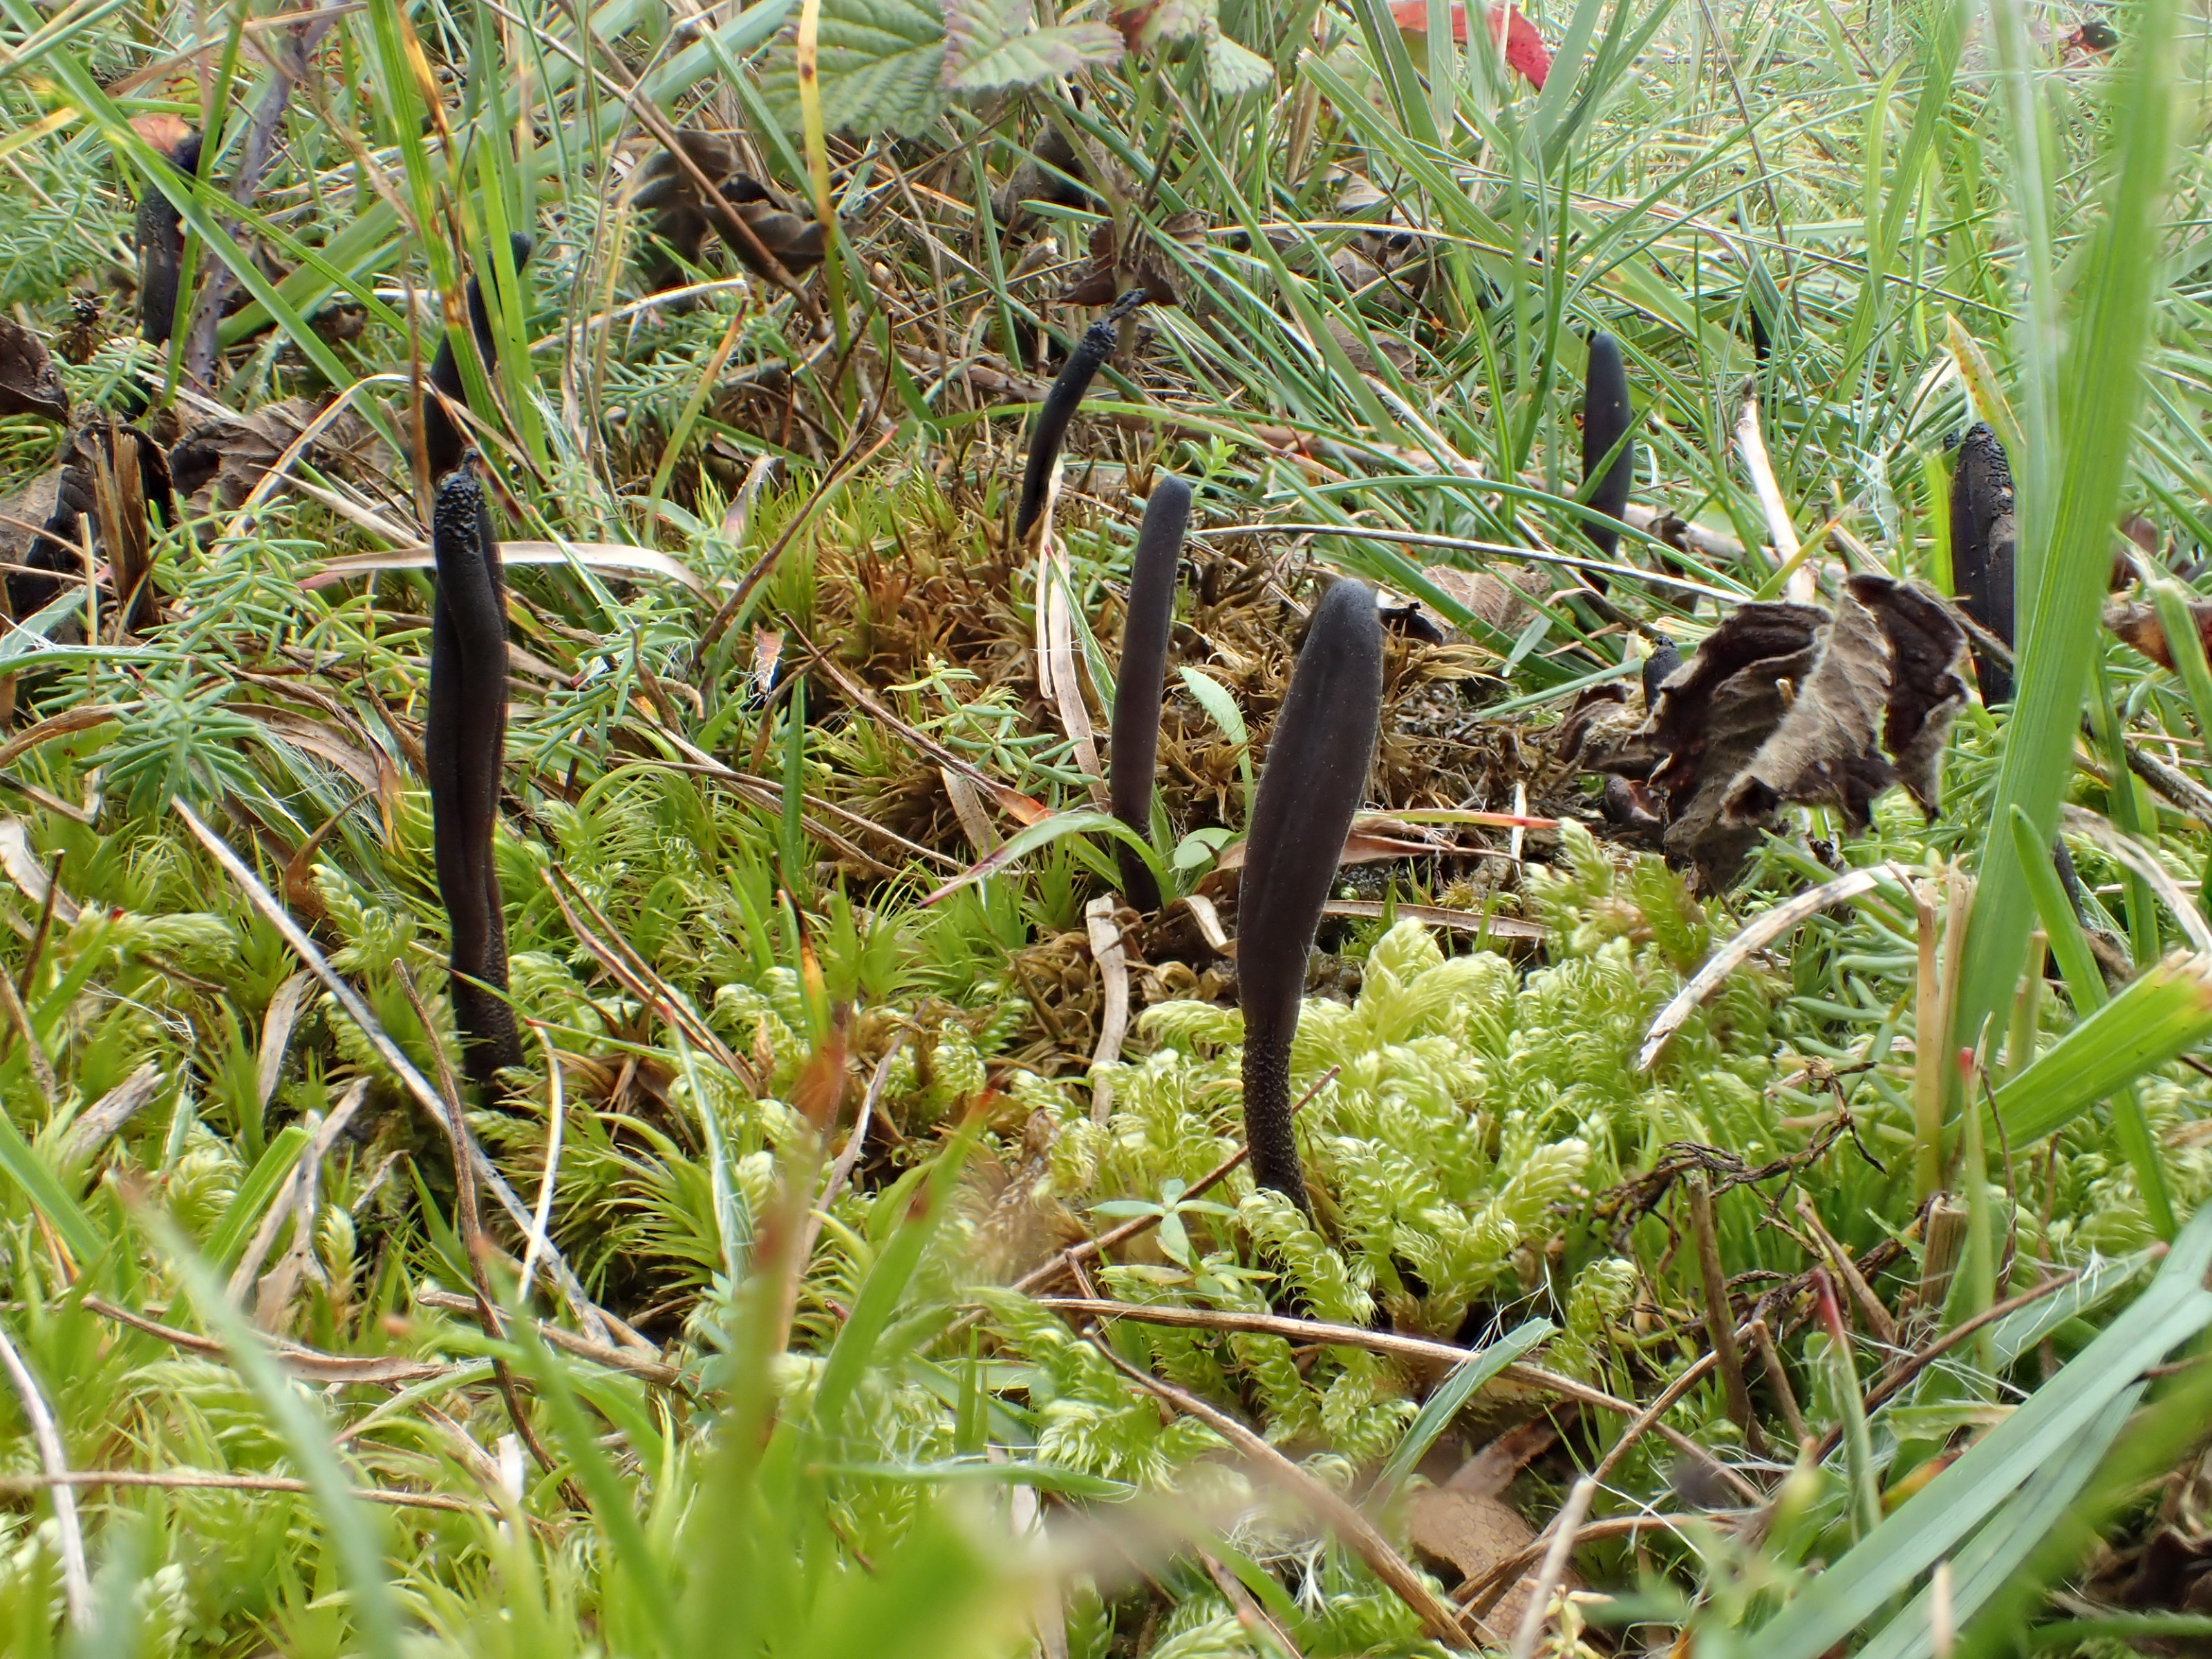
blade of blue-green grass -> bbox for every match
[923,810,1162,907]
[1953,1342,2212,1659]
[509,1322,681,1657]
[1988,1246,2155,1369]
[1987,0,2058,574]
[2008,808,2109,1012]
[1855,1385,2139,1659]
[202,1123,308,1272]
[780,675,808,892]
[0,1107,103,1270]
[151,1215,402,1659]
[1528,0,1609,151]
[1949,0,2184,1062]
[1371,1317,1553,1508]
[807,1123,977,1441]
[1339,0,1441,148]
[1751,1201,2212,1659]
[1179,668,1254,815]
[1980,948,2212,1145]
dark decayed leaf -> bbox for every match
[993,124,1100,225]
[170,397,383,509]
[1060,212,1208,307]
[632,137,830,292]
[1577,579,1964,888]
[2110,597,2212,674]
[0,318,70,422]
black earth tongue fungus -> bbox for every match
[1109,475,1192,912]
[1235,577,1385,1215]
[1642,638,1683,704]
[422,234,534,482]
[135,130,203,353]
[1579,330,1635,592]
[1012,288,1149,543]
[427,464,524,1097]
[1949,422,2016,704]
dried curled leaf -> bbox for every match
[632,136,830,290]
[2109,597,2212,674]
[1580,578,1964,888]
[170,397,382,510]
[1060,212,1208,307]
[0,318,69,423]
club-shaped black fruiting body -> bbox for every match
[428,465,523,1095]
[1109,476,1192,912]
[1580,331,1635,589]
[1013,290,1148,543]
[1236,579,1384,1214]
[136,131,204,350]
[423,234,534,482]
[1949,422,2016,704]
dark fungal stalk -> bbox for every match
[1236,579,1385,1213]
[427,465,523,1095]
[1109,475,1192,912]
[423,234,534,482]
[1013,288,1148,543]
[1948,422,2016,704]
[136,130,204,351]
[1580,330,1635,590]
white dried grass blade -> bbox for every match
[1640,865,1888,1069]
[1736,382,1811,603]
[1085,895,1131,1124]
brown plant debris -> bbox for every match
[1575,576,1966,888]
[631,133,829,292]
[0,319,71,423]
[2110,597,2212,675]
[1060,212,1209,308]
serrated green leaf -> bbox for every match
[763,0,950,136]
[946,19,1121,88]
[1203,30,1270,93]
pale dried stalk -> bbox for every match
[1508,1476,1596,1659]
[0,1319,90,1626]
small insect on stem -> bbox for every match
[427,463,523,1096]
[1110,475,1191,912]
[1236,579,1384,1213]
[1580,330,1635,591]
[1948,422,2016,705]
[1013,288,1149,543]
[423,234,534,482]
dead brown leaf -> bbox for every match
[1580,578,1965,888]
[169,396,382,510]
[1059,212,1208,308]
[632,135,829,290]
[0,319,69,423]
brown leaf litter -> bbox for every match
[1568,575,1967,888]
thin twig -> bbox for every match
[801,1035,904,1262]
[1093,1343,1473,1649]
[0,1467,488,1516]
[1037,1297,1759,1503]
[1811,1268,2081,1463]
[0,1318,91,1627]
[413,1290,688,1391]
[1508,1475,1596,1659]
